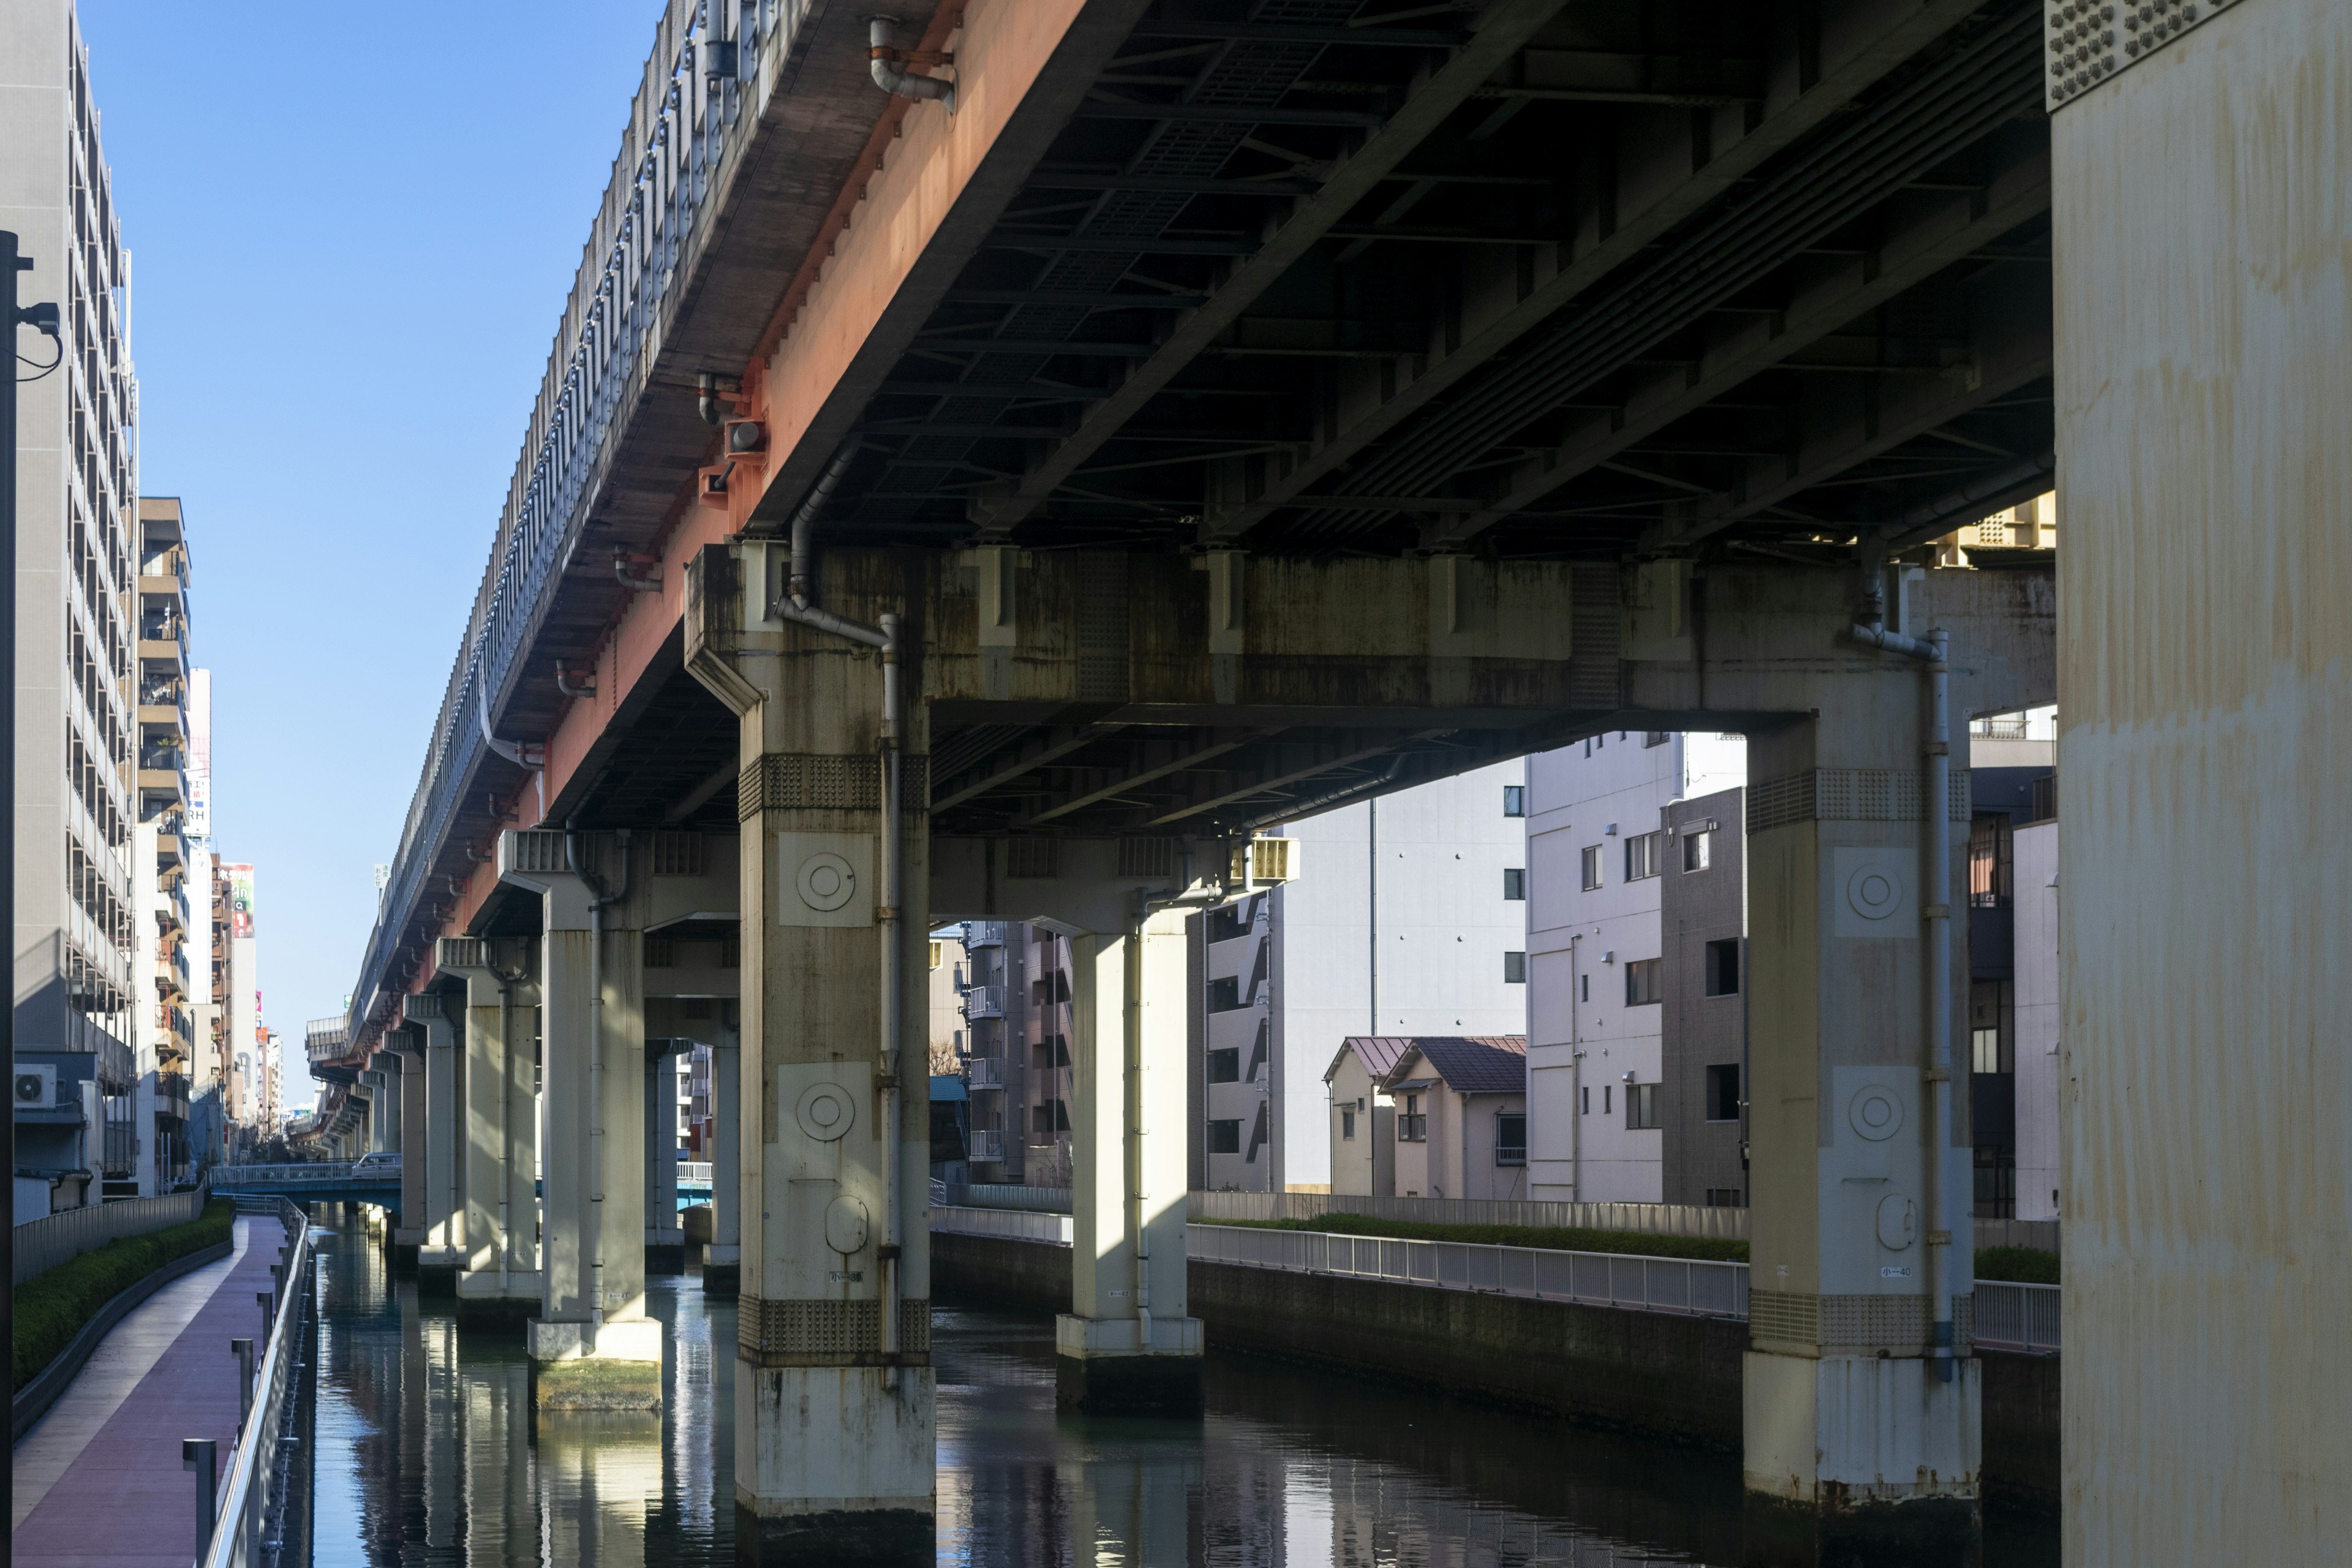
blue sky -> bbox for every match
[78,2,660,1107]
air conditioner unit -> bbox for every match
[13,1065,56,1110]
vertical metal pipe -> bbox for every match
[3,232,25,1454]
[878,614,904,1385]
[1924,627,1955,1381]
[183,1438,217,1556]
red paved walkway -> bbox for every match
[13,1216,287,1568]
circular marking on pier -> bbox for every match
[797,853,857,911]
[1849,1085,1903,1142]
[1845,863,1901,921]
[825,1195,870,1255]
[797,1082,856,1142]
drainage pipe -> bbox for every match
[1847,617,1956,1384]
[868,16,953,110]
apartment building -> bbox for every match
[6,1,141,1216]
[1193,759,1529,1194]
[1964,704,2060,1219]
[1523,732,1747,1202]
[124,499,197,1192]
[946,919,1076,1184]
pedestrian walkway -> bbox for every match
[12,1215,284,1567]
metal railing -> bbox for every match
[1972,1280,2061,1354]
[935,1182,1071,1213]
[1189,1222,1751,1321]
[966,1130,1006,1163]
[212,1161,399,1190]
[961,984,1006,1022]
[677,1161,713,1186]
[965,1055,1007,1090]
[200,1199,314,1568]
[1188,1188,1752,1242]
[12,1180,208,1284]
[933,1204,1073,1246]
[343,0,806,1059]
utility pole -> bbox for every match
[7,228,64,1568]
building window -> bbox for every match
[1398,1093,1427,1143]
[1504,951,1527,984]
[1495,1112,1526,1166]
[1580,973,1589,1003]
[1644,731,1670,748]
[1706,1064,1741,1122]
[1969,815,2014,908]
[1580,1085,1589,1115]
[1705,1187,1746,1208]
[1972,1027,2001,1076]
[1625,957,1662,1006]
[1603,1084,1611,1115]
[1206,976,1246,1013]
[1208,1118,1242,1155]
[1340,1109,1357,1140]
[1625,1083,1660,1130]
[1704,938,1740,997]
[1682,829,1711,872]
[1502,868,1526,900]
[1624,830,1662,881]
[1502,785,1525,817]
[1580,845,1602,889]
[1207,1047,1240,1084]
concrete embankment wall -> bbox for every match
[931,1230,2059,1509]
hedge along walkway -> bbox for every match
[12,1215,282,1567]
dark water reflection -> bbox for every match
[304,1213,2056,1567]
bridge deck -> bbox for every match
[12,1216,284,1567]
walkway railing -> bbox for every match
[1972,1281,2061,1354]
[12,1180,208,1284]
[1191,1189,1751,1240]
[933,1205,1073,1246]
[213,1161,399,1191]
[200,1199,314,1568]
[933,1182,1074,1214]
[1189,1221,1752,1320]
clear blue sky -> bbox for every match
[77,2,661,1110]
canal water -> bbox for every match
[303,1212,2058,1566]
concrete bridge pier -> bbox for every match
[685,542,934,1562]
[391,1022,427,1271]
[1057,907,1204,1415]
[441,937,543,1325]
[706,1034,742,1294]
[500,828,662,1411]
[1740,674,1978,1565]
[400,991,464,1291]
[644,1037,684,1272]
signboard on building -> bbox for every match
[186,668,213,840]
[226,864,255,938]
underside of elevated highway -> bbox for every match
[304,2,2110,1563]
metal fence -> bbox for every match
[935,1182,1075,1214]
[933,1204,1073,1246]
[202,1198,315,1568]
[1188,1189,1752,1240]
[1189,1221,1751,1319]
[1972,1280,2061,1354]
[12,1181,208,1284]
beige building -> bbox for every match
[1323,1036,1403,1196]
[1379,1036,1528,1202]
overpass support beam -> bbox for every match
[685,542,933,1564]
[1058,907,1203,1413]
[400,992,464,1288]
[392,1025,427,1270]
[706,1035,742,1294]
[1740,674,1978,1565]
[503,830,661,1411]
[442,938,543,1323]
[644,1039,684,1270]
[2051,2,2352,1559]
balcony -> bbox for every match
[967,1129,1005,1164]
[966,1057,1007,1091]
[156,1071,189,1120]
[962,921,1008,950]
[962,984,1006,1022]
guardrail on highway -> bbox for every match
[202,1198,314,1568]
[1189,1220,1751,1321]
[12,1180,208,1285]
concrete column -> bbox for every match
[1741,696,1977,1565]
[1058,908,1202,1413]
[133,1074,158,1197]
[706,1034,742,1294]
[401,993,464,1290]
[644,1041,683,1271]
[441,937,543,1322]
[502,829,659,1410]
[393,1023,428,1269]
[367,1052,403,1156]
[2052,4,2352,1559]
[684,541,932,1563]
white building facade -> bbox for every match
[1194,758,1531,1193]
[1524,731,1746,1202]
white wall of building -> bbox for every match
[1525,731,1747,1201]
[1240,758,1529,1192]
[2012,818,2061,1221]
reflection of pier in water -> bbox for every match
[303,1214,2054,1567]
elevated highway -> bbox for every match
[314,0,2352,1563]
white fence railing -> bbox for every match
[201,1199,314,1568]
[1189,1221,1751,1319]
[678,1162,713,1186]
[1972,1280,2061,1354]
[212,1161,398,1188]
[13,1181,208,1284]
[933,1204,1073,1246]
[1188,1189,1751,1241]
